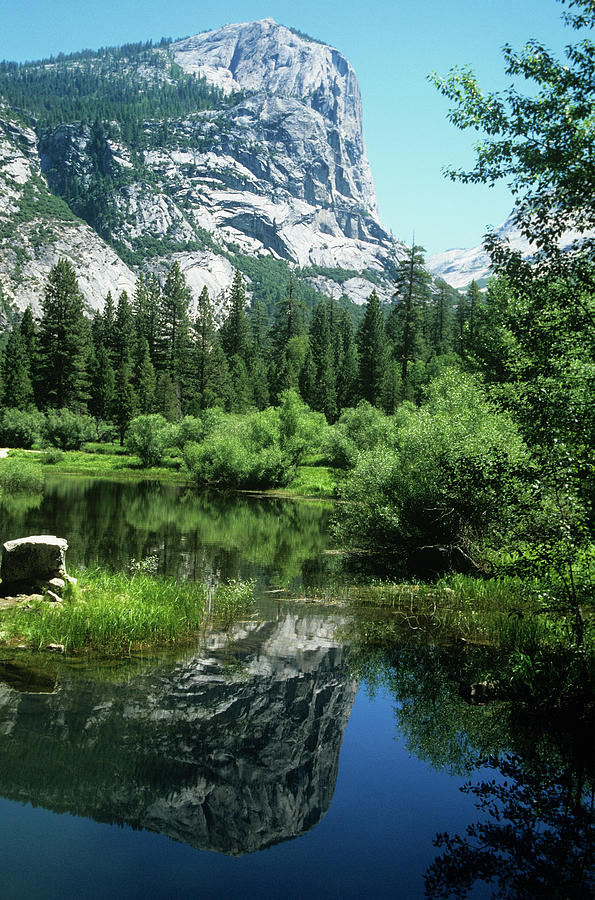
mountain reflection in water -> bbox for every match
[0,611,356,856]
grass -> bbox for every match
[336,574,594,707]
[284,465,337,499]
[6,446,189,484]
[0,568,255,656]
[2,447,340,498]
[0,457,44,493]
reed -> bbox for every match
[0,568,254,655]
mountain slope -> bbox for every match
[427,214,590,290]
[0,20,401,315]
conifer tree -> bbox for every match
[114,359,137,443]
[155,371,181,422]
[114,290,136,368]
[431,280,454,355]
[88,344,115,423]
[309,300,337,420]
[193,285,216,407]
[250,356,270,410]
[227,355,253,412]
[357,290,389,407]
[135,339,156,414]
[249,297,270,357]
[38,259,91,411]
[389,241,431,381]
[2,328,33,409]
[102,291,117,362]
[160,262,191,383]
[335,308,360,411]
[219,269,251,363]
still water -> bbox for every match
[0,479,591,899]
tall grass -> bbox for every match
[0,569,254,655]
[0,457,44,493]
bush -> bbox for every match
[44,409,95,450]
[0,408,45,449]
[183,407,292,489]
[41,447,64,465]
[324,401,397,468]
[125,414,176,467]
[337,370,535,561]
[173,415,204,449]
[278,390,329,464]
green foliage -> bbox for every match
[125,414,175,467]
[0,408,45,448]
[0,42,231,142]
[278,390,329,465]
[38,259,91,411]
[40,447,64,465]
[43,408,95,450]
[324,401,396,468]
[337,369,534,559]
[0,568,254,655]
[0,456,44,493]
[182,407,291,489]
[173,415,204,448]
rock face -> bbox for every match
[426,213,591,290]
[0,535,68,585]
[0,108,137,314]
[0,611,357,855]
[0,20,402,316]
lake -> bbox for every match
[0,478,591,899]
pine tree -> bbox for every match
[219,269,251,363]
[2,328,33,409]
[431,280,454,356]
[114,290,136,368]
[249,297,270,357]
[135,339,156,414]
[193,285,216,407]
[102,291,117,362]
[309,300,337,420]
[454,280,482,356]
[335,308,359,411]
[113,359,137,443]
[227,355,253,412]
[389,240,431,381]
[250,356,270,410]
[357,290,389,407]
[160,262,191,389]
[155,371,181,422]
[88,344,115,423]
[38,259,91,411]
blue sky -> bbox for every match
[0,0,572,254]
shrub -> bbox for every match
[324,401,397,468]
[125,414,176,467]
[41,447,64,465]
[0,408,45,449]
[183,408,291,489]
[337,369,535,561]
[173,415,205,449]
[278,390,329,464]
[44,409,95,450]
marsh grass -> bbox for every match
[339,574,593,705]
[0,457,44,493]
[337,574,563,649]
[0,569,254,655]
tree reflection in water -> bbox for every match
[344,612,594,899]
[425,752,594,899]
